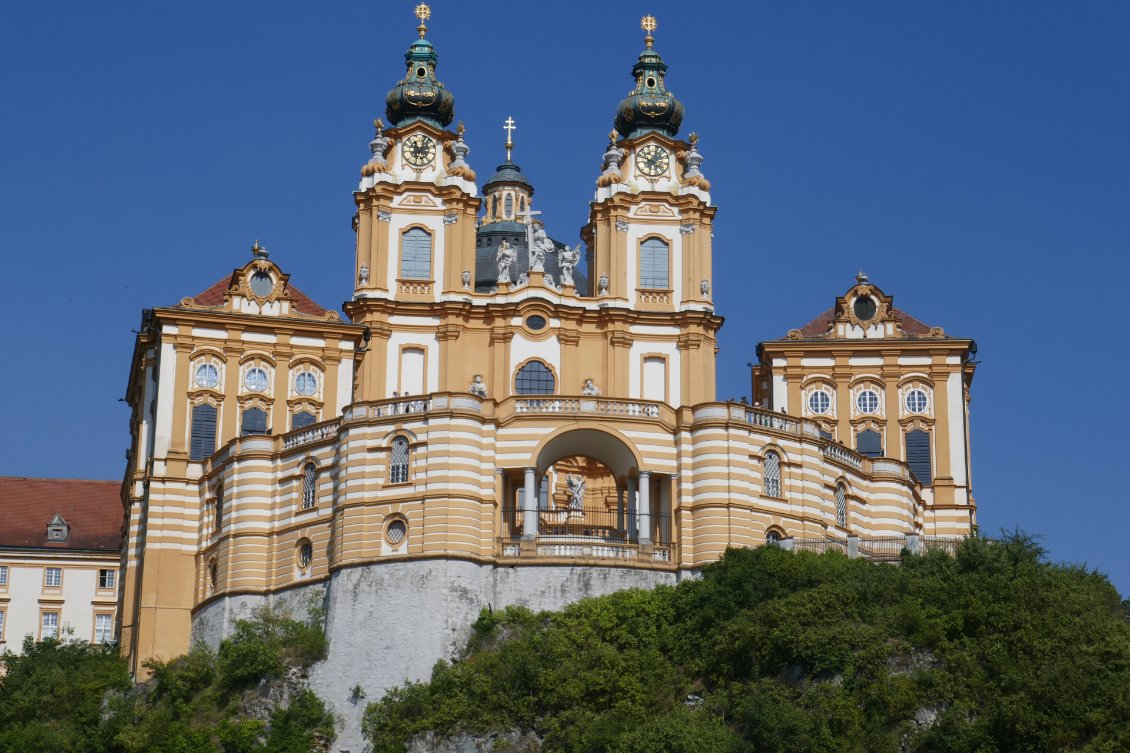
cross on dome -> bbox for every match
[641,14,657,48]
[415,3,431,38]
[503,116,516,161]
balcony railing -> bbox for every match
[513,397,663,419]
[281,421,339,450]
[822,442,864,471]
[779,533,974,561]
[501,505,671,546]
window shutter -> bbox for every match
[292,411,316,430]
[190,404,217,461]
[241,407,268,436]
[856,429,883,458]
[906,430,932,484]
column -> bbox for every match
[658,476,671,545]
[626,477,638,541]
[638,471,652,545]
[522,467,537,540]
[616,485,625,534]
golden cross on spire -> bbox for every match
[641,14,657,48]
[414,3,431,38]
[503,116,516,161]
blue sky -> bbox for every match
[1,1,1127,593]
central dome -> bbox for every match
[385,32,455,128]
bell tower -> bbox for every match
[349,5,481,401]
[582,15,719,405]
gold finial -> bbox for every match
[414,3,431,38]
[688,132,699,145]
[641,14,657,48]
[503,116,516,161]
[251,239,268,259]
[373,118,384,135]
[608,128,619,144]
[457,120,465,136]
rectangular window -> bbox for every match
[98,569,116,589]
[639,238,670,289]
[399,347,426,395]
[190,403,218,461]
[905,429,933,485]
[642,356,667,402]
[45,567,62,587]
[0,610,5,641]
[0,565,7,586]
[41,612,59,639]
[400,228,433,279]
[94,614,114,644]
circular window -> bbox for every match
[386,519,407,545]
[807,390,831,415]
[297,540,313,569]
[906,389,928,414]
[415,65,427,78]
[853,296,877,322]
[295,372,318,396]
[856,389,880,415]
[249,271,274,298]
[244,367,269,392]
[195,363,219,389]
[525,315,547,331]
[646,76,657,88]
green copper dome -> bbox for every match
[385,34,455,129]
[614,45,684,139]
[484,160,533,193]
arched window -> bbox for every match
[241,406,268,436]
[213,485,223,532]
[856,429,883,458]
[400,228,432,279]
[766,529,783,545]
[639,237,670,289]
[519,195,526,212]
[292,411,316,430]
[302,463,317,509]
[514,360,555,395]
[389,437,410,484]
[208,560,218,592]
[504,193,513,217]
[190,403,217,461]
[297,539,313,571]
[906,429,932,484]
[763,451,782,497]
[491,195,498,218]
[835,483,848,527]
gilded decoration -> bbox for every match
[841,283,892,330]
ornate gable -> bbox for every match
[785,273,946,341]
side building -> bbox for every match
[0,477,122,649]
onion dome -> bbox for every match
[384,4,455,129]
[614,15,684,139]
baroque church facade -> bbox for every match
[119,8,977,747]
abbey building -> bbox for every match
[119,8,977,747]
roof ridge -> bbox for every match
[0,476,117,484]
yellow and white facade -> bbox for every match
[119,10,978,748]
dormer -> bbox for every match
[785,273,947,341]
[47,512,69,542]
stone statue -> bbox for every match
[361,119,393,177]
[582,379,601,396]
[516,272,529,286]
[566,474,585,511]
[358,265,369,286]
[700,278,710,297]
[496,240,515,283]
[469,374,487,398]
[679,132,711,191]
[530,223,553,272]
[461,268,471,289]
[596,130,628,187]
[598,273,609,296]
[447,122,476,181]
[558,244,581,286]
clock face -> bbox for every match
[635,144,669,176]
[403,133,436,167]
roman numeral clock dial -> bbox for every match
[403,133,436,167]
[635,144,669,176]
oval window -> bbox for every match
[525,315,547,331]
[386,519,407,545]
[249,272,274,298]
[853,296,877,321]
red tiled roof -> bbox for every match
[0,477,122,552]
[788,306,935,339]
[183,275,333,318]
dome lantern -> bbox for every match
[384,3,456,129]
[613,15,685,139]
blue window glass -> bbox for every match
[401,228,432,279]
[906,429,932,484]
[241,407,268,436]
[292,411,316,430]
[515,360,555,395]
[857,429,883,458]
[190,404,217,461]
[639,238,669,289]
